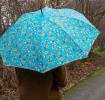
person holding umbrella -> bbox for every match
[0,1,100,100]
[15,66,67,100]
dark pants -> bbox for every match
[15,67,66,100]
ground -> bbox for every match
[64,67,105,100]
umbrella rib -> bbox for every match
[43,16,85,57]
[44,8,93,27]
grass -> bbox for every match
[90,46,105,58]
[91,66,105,77]
[64,83,77,96]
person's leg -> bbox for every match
[15,68,33,100]
[15,68,53,100]
[49,87,64,100]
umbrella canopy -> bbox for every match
[0,7,100,73]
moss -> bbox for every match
[90,67,105,77]
[93,46,105,57]
[89,45,105,58]
[64,83,77,96]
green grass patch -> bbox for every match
[95,47,105,54]
[90,46,105,58]
[90,67,105,77]
[64,83,77,96]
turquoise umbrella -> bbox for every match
[0,7,100,73]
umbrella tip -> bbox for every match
[40,5,43,16]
